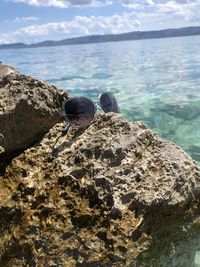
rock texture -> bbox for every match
[0,63,68,155]
[1,112,200,267]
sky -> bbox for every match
[0,0,200,44]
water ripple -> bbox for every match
[1,36,200,165]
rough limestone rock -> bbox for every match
[0,63,68,154]
[0,113,200,267]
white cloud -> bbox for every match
[0,13,141,44]
[6,0,104,8]
[0,35,12,44]
[14,16,40,23]
[105,0,113,4]
[157,0,200,21]
[145,0,155,6]
[120,0,200,16]
[120,0,156,9]
[120,0,142,9]
[158,1,187,13]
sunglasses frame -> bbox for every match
[62,92,119,134]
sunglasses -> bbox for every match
[62,92,119,135]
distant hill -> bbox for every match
[1,26,200,50]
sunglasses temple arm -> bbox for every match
[62,123,71,135]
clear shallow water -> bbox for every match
[1,36,200,165]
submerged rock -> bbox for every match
[0,63,68,155]
[0,112,200,267]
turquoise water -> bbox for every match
[1,36,200,165]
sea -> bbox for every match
[0,35,200,165]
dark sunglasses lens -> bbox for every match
[64,98,95,126]
[100,92,119,113]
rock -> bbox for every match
[0,113,200,267]
[0,63,68,155]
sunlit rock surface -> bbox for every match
[0,112,200,267]
[0,63,68,155]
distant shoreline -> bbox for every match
[0,26,200,50]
